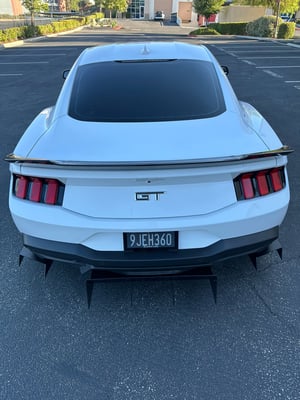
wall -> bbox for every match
[178,1,192,22]
[0,0,23,15]
[218,5,267,23]
[147,0,172,19]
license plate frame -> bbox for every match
[124,231,178,250]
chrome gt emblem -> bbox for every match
[135,191,165,201]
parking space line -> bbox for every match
[0,61,48,64]
[262,70,283,78]
[242,60,256,65]
[0,53,66,57]
[239,56,300,59]
[225,49,297,53]
[256,65,300,68]
[219,45,280,48]
[0,73,23,76]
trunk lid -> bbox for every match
[26,111,271,163]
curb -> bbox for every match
[1,26,300,49]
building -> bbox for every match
[128,1,300,25]
[128,0,197,23]
[0,0,23,15]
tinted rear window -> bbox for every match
[68,59,226,122]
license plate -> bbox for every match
[125,231,177,250]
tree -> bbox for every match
[193,0,225,25]
[238,0,299,37]
[237,0,300,14]
[22,0,49,25]
[65,0,80,11]
[102,0,128,17]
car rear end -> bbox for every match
[8,149,289,274]
[7,42,291,274]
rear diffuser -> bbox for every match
[85,267,217,308]
[18,240,282,307]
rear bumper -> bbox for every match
[23,227,279,274]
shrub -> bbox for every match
[0,27,20,42]
[189,27,220,35]
[23,25,39,38]
[84,14,104,24]
[0,13,105,44]
[209,22,248,35]
[36,24,55,36]
[246,16,278,38]
[277,22,295,39]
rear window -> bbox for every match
[68,59,226,122]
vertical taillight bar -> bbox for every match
[44,179,59,205]
[256,171,269,196]
[29,178,43,202]
[240,173,254,199]
[270,169,283,192]
[15,176,28,199]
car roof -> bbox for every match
[77,42,213,66]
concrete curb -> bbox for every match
[1,25,300,49]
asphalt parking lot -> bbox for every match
[0,25,299,400]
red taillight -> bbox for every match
[29,178,43,202]
[270,169,284,192]
[234,167,286,200]
[256,171,269,196]
[44,179,59,205]
[240,173,254,199]
[15,176,28,199]
[13,175,64,205]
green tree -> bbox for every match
[22,0,49,25]
[237,0,300,14]
[238,0,299,37]
[193,0,225,24]
[65,0,80,11]
[115,0,128,14]
[102,0,128,17]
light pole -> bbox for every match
[274,0,281,38]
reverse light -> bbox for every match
[13,175,65,205]
[234,167,286,200]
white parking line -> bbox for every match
[0,53,66,57]
[0,73,23,76]
[226,49,296,53]
[239,56,300,59]
[0,61,48,64]
[256,65,300,68]
[242,59,256,65]
[285,80,300,83]
[262,70,283,78]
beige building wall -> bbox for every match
[178,1,192,22]
[154,0,172,19]
[219,6,267,23]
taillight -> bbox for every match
[234,167,286,200]
[13,175,64,205]
[28,178,43,202]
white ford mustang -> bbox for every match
[7,41,292,276]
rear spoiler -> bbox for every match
[5,146,293,167]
